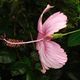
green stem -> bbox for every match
[63,29,80,36]
[53,29,80,39]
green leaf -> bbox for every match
[35,63,41,70]
[11,61,26,76]
[26,74,32,80]
[11,57,31,76]
[77,4,80,13]
[0,51,16,63]
[68,31,80,47]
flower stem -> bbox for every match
[63,29,80,36]
[53,29,80,39]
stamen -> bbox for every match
[3,38,43,45]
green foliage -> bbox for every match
[0,51,16,63]
[68,30,80,47]
[11,57,31,76]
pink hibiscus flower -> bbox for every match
[36,4,67,73]
[3,4,68,74]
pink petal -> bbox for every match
[36,40,67,73]
[38,4,53,33]
[36,4,68,73]
[36,32,44,50]
[43,12,67,36]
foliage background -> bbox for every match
[0,0,80,80]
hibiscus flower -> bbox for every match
[3,4,68,74]
[36,4,68,73]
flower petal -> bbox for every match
[43,12,67,36]
[36,40,67,73]
[38,4,53,33]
